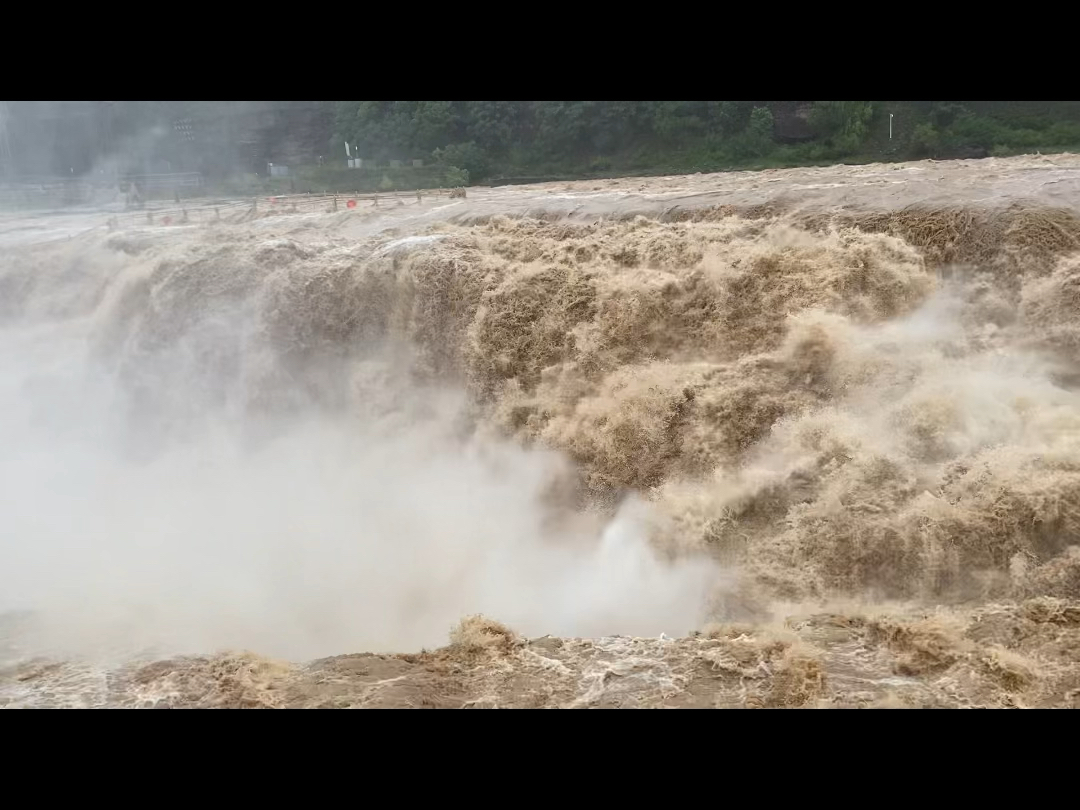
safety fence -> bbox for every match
[100,188,463,231]
[0,172,206,210]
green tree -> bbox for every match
[648,101,708,142]
[464,101,525,152]
[710,101,755,136]
[728,106,774,158]
[532,101,593,154]
[432,141,490,182]
[908,122,941,158]
[410,101,461,152]
[809,101,874,155]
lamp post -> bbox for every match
[890,113,894,140]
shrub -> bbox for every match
[444,166,470,187]
[432,141,490,182]
[908,122,941,158]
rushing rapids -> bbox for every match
[4,156,1080,707]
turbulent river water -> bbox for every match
[4,156,1080,707]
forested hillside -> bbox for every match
[333,101,1080,183]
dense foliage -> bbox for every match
[334,101,1080,183]
[8,101,1080,189]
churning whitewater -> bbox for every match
[4,161,1080,707]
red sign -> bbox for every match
[346,199,357,208]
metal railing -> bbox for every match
[0,172,205,210]
[99,188,461,231]
[122,172,203,190]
